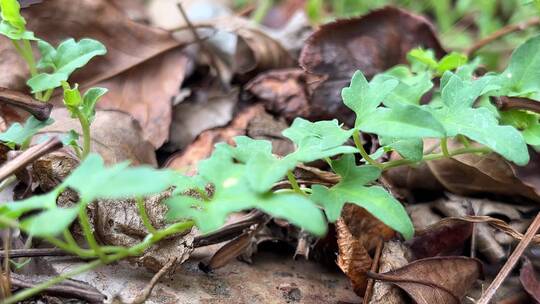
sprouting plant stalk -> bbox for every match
[10,39,43,101]
[74,110,91,159]
[353,129,383,169]
[77,207,106,262]
[380,146,492,170]
[440,137,450,157]
[136,197,157,235]
[287,171,306,196]
[252,0,273,23]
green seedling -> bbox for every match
[0,0,107,156]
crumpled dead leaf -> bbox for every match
[336,204,395,294]
[165,86,237,152]
[92,190,194,272]
[369,241,410,304]
[299,6,445,125]
[368,256,483,304]
[407,217,473,260]
[520,257,540,303]
[0,0,192,147]
[246,68,319,122]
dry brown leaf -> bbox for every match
[35,108,156,166]
[299,6,445,125]
[245,68,319,122]
[336,217,373,294]
[165,104,266,174]
[369,241,409,304]
[0,0,192,147]
[385,139,540,203]
[520,257,540,302]
[407,218,473,260]
[336,204,396,295]
[368,256,483,304]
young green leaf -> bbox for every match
[81,87,108,121]
[61,153,179,202]
[20,207,79,237]
[500,110,540,146]
[343,71,445,139]
[430,73,529,165]
[342,71,398,123]
[436,52,468,74]
[379,137,424,161]
[373,66,433,107]
[311,155,414,239]
[407,48,438,71]
[0,189,62,219]
[283,118,357,162]
[0,0,35,40]
[27,39,107,92]
[497,35,540,99]
[0,116,53,149]
[167,146,327,235]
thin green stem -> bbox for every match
[287,171,306,196]
[136,197,157,235]
[3,259,103,304]
[457,135,471,148]
[353,130,383,169]
[77,208,106,261]
[41,89,54,102]
[2,217,193,303]
[381,146,492,170]
[75,111,91,159]
[440,137,450,157]
[252,0,273,23]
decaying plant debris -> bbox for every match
[0,1,540,304]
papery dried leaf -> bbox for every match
[369,241,409,304]
[427,153,540,202]
[336,205,395,295]
[407,218,473,260]
[342,204,396,252]
[520,257,540,302]
[166,87,237,152]
[165,104,266,174]
[246,68,319,122]
[368,257,483,304]
[336,217,373,294]
[0,0,192,147]
[35,108,156,166]
[299,7,445,125]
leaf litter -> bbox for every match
[0,1,540,303]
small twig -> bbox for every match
[491,96,540,114]
[0,248,73,258]
[10,273,105,303]
[193,210,266,247]
[477,211,540,304]
[177,2,225,86]
[0,137,62,182]
[0,88,52,121]
[466,17,540,56]
[363,238,383,304]
[126,258,177,304]
[439,215,540,244]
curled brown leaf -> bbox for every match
[368,256,483,304]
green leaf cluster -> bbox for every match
[0,0,35,40]
[28,39,107,93]
[0,116,53,149]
